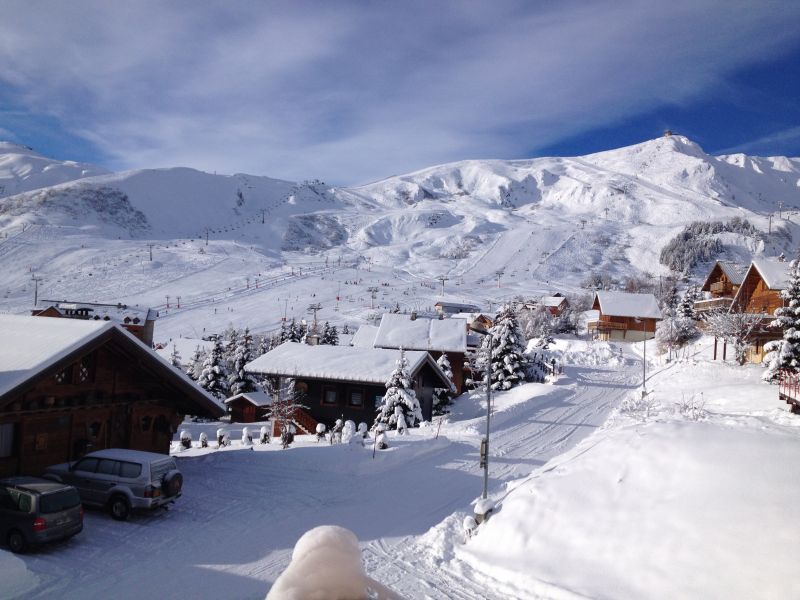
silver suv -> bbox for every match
[44,449,183,521]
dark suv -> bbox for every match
[44,448,183,521]
[0,477,84,553]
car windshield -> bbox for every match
[39,488,81,513]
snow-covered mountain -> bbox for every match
[0,135,798,338]
[0,141,110,199]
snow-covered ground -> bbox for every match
[5,336,796,599]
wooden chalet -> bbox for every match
[728,259,789,363]
[224,391,271,424]
[694,261,747,315]
[587,291,662,341]
[0,315,224,477]
[451,312,494,334]
[540,294,569,316]
[372,313,468,394]
[32,300,159,346]
[245,342,454,429]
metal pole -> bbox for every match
[482,334,492,500]
[642,331,647,397]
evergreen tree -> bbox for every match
[342,324,350,335]
[197,338,228,399]
[278,321,290,343]
[375,349,422,429]
[287,318,301,342]
[258,334,270,356]
[486,305,528,390]
[432,353,455,415]
[223,328,240,374]
[320,321,339,345]
[677,286,699,319]
[763,259,800,381]
[168,343,182,369]
[186,346,204,381]
[228,328,257,395]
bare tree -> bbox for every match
[262,377,308,448]
[705,309,762,365]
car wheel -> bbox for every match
[7,529,26,553]
[109,495,131,521]
[162,470,183,498]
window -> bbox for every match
[119,461,142,479]
[78,355,95,383]
[40,488,81,513]
[96,459,118,476]
[54,366,73,385]
[349,390,364,407]
[323,388,337,405]
[0,423,15,458]
[74,457,99,473]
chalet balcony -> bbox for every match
[710,281,733,296]
[586,320,627,332]
[694,297,733,313]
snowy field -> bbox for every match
[3,336,798,599]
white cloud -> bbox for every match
[1,0,799,183]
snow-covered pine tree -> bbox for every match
[486,305,528,390]
[342,324,350,335]
[278,320,290,343]
[677,286,699,319]
[257,334,270,357]
[287,318,300,342]
[228,328,257,395]
[223,328,240,374]
[763,259,800,381]
[299,321,309,344]
[186,346,205,381]
[374,349,423,429]
[197,338,229,399]
[320,321,333,345]
[432,353,454,415]
[169,344,182,369]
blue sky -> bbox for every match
[1,0,799,185]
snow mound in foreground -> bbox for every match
[0,552,39,598]
[267,525,401,600]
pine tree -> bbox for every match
[763,259,800,381]
[197,338,228,399]
[258,334,270,356]
[186,346,204,381]
[169,344,182,369]
[375,349,423,429]
[486,305,528,390]
[278,321,290,344]
[320,322,339,345]
[677,286,699,319]
[342,324,350,335]
[432,353,454,415]
[228,328,256,395]
[287,318,301,342]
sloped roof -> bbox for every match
[36,299,158,323]
[373,313,467,352]
[434,301,481,312]
[593,292,662,319]
[244,342,452,389]
[541,295,568,308]
[716,261,747,286]
[0,314,223,416]
[224,391,272,407]
[750,258,790,290]
[350,324,379,348]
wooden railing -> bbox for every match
[778,369,800,405]
[710,281,731,295]
[586,320,627,331]
[290,407,319,435]
[694,297,733,313]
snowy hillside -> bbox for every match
[0,136,798,340]
[0,142,109,199]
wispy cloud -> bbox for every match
[716,126,800,156]
[1,0,799,183]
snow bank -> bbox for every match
[0,552,40,598]
[461,420,800,599]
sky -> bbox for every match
[1,0,799,185]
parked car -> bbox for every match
[44,448,183,521]
[0,477,83,553]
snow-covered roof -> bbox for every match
[750,258,790,290]
[35,299,158,323]
[541,296,568,308]
[350,325,379,348]
[434,301,481,312]
[0,314,224,416]
[244,342,449,387]
[224,391,272,407]
[0,314,114,397]
[373,313,467,352]
[450,312,492,322]
[716,261,747,286]
[593,292,662,319]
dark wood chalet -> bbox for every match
[0,315,223,477]
[245,342,453,430]
[224,391,272,424]
[587,291,662,341]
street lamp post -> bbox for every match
[481,334,493,500]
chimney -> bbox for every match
[410,311,417,321]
